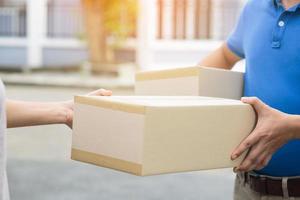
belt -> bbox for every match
[242,172,300,197]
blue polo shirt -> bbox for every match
[227,0,300,177]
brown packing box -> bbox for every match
[135,66,244,100]
[71,96,256,176]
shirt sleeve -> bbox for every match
[226,3,249,58]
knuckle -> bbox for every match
[257,159,265,167]
[244,141,252,148]
[240,163,251,172]
[257,130,271,140]
[265,134,273,140]
[260,133,271,141]
[247,156,256,164]
[261,162,267,168]
[263,158,270,166]
[238,166,245,171]
[252,97,259,103]
[256,161,267,170]
[255,164,264,170]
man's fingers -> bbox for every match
[247,147,270,171]
[88,89,112,96]
[231,97,267,160]
[231,129,261,160]
[241,97,266,114]
[236,142,266,172]
[255,154,272,171]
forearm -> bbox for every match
[6,100,69,128]
[198,43,241,70]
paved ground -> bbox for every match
[0,64,135,89]
[5,85,236,200]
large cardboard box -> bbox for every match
[135,66,244,100]
[72,96,256,176]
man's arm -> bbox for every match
[6,89,112,128]
[198,42,242,70]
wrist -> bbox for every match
[60,101,73,127]
[286,114,300,139]
[51,102,72,125]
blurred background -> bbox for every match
[0,0,246,199]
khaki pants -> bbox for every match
[234,173,300,200]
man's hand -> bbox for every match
[62,89,112,128]
[231,97,300,172]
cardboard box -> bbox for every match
[135,66,244,100]
[72,96,256,176]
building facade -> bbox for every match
[0,0,244,70]
[0,0,87,69]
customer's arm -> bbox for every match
[231,97,300,172]
[198,42,242,70]
[6,89,112,128]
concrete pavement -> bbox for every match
[0,64,135,89]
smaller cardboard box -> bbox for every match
[135,66,244,100]
[71,96,256,176]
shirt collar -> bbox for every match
[273,0,300,12]
[273,0,282,8]
[273,0,281,8]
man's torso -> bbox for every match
[228,0,300,176]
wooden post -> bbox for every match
[194,0,211,39]
[194,0,201,39]
[206,0,212,39]
[182,0,187,39]
[157,0,163,39]
[81,0,107,72]
[172,0,177,39]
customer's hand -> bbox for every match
[231,97,300,172]
[62,89,112,128]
